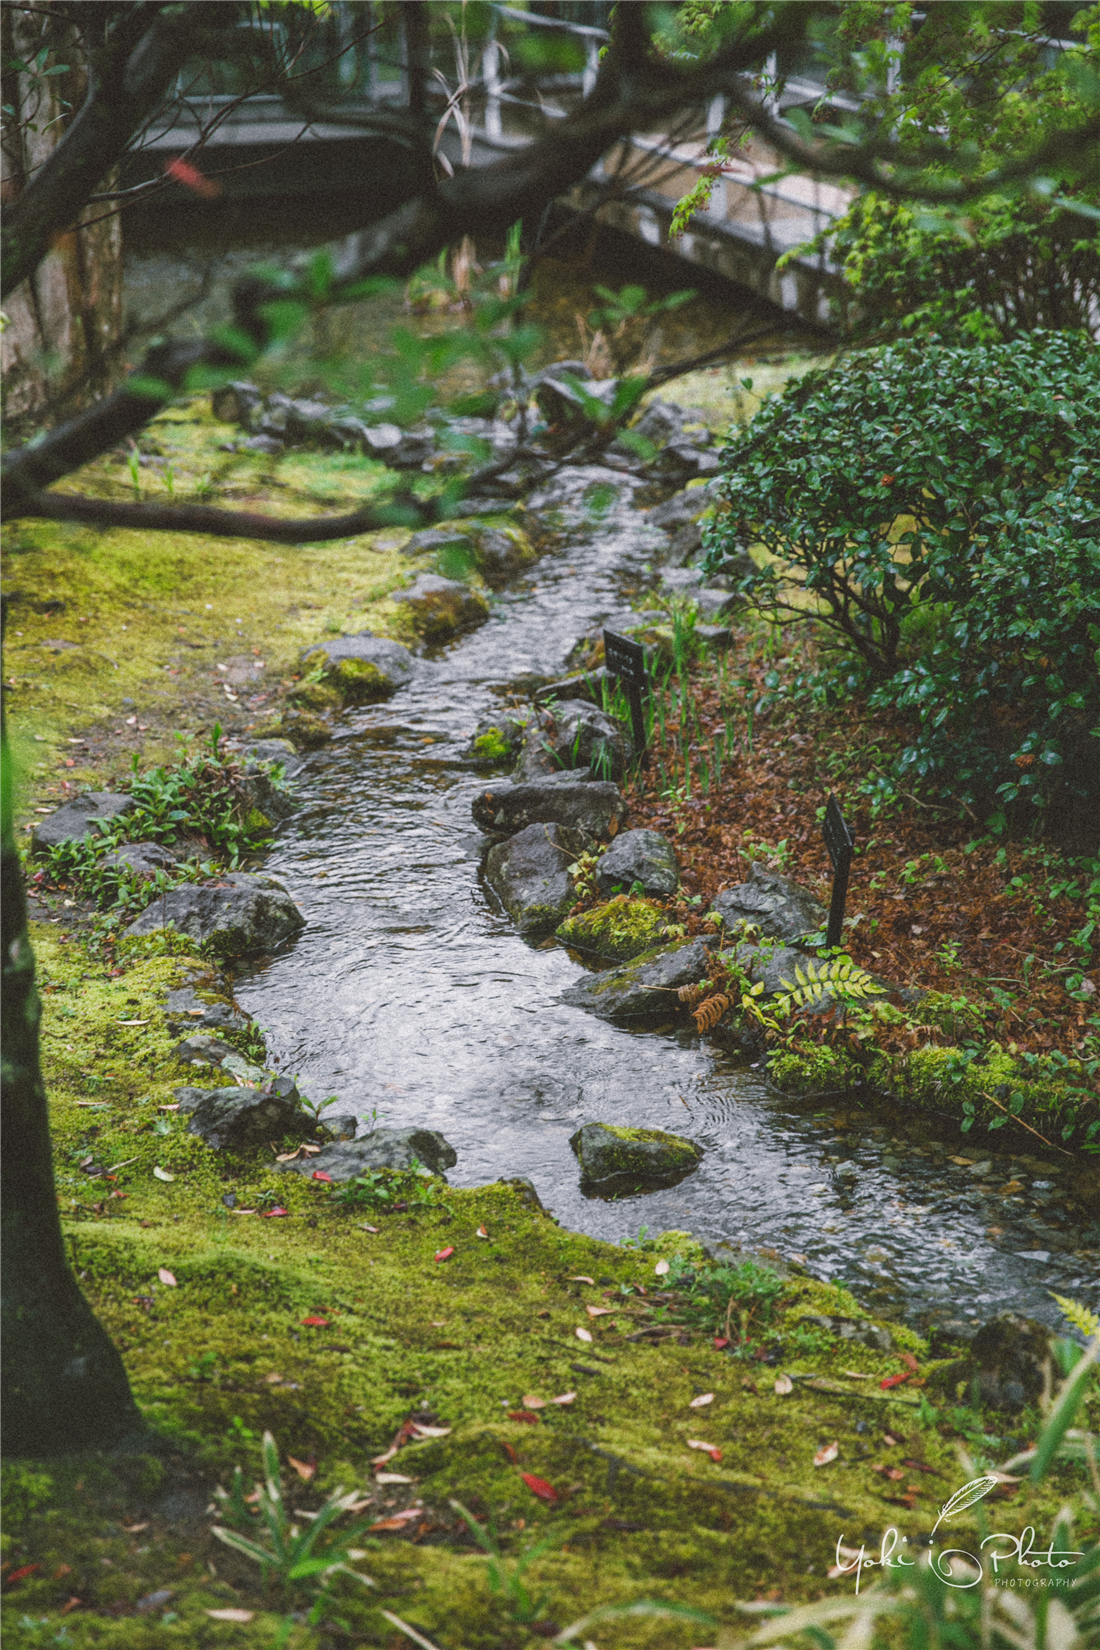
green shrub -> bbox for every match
[704,334,1100,822]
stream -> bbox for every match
[234,470,1098,1338]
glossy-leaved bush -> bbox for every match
[703,334,1100,830]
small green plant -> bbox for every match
[450,1499,562,1626]
[662,1256,786,1354]
[331,1165,443,1214]
[211,1431,375,1607]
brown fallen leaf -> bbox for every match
[371,1446,399,1466]
[408,1423,450,1439]
[375,1472,415,1484]
[287,1456,316,1481]
[840,1370,875,1380]
[585,1305,613,1318]
[569,1276,596,1285]
[265,1373,284,1384]
[369,1508,422,1532]
[654,1259,670,1276]
[476,1226,489,1238]
[360,1223,380,1233]
[550,1391,576,1405]
[575,1327,593,1342]
[157,1268,177,1287]
[689,1393,715,1408]
[521,1395,548,1409]
[814,1441,839,1467]
[122,1522,149,1534]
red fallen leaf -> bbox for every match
[260,1207,288,1218]
[5,1564,39,1585]
[713,1336,730,1349]
[311,1171,334,1183]
[880,1372,910,1390]
[287,1456,316,1481]
[521,1473,559,1504]
[501,1441,520,1463]
[508,1411,541,1425]
[164,157,220,198]
[369,1508,423,1533]
[435,1247,455,1263]
[60,1597,83,1615]
[880,474,895,485]
[301,1316,330,1327]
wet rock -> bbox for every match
[535,372,616,434]
[646,443,721,484]
[300,632,415,703]
[164,985,253,1040]
[796,1314,894,1352]
[693,586,743,622]
[278,1128,457,1179]
[31,792,135,853]
[623,399,685,450]
[515,699,632,783]
[211,381,263,427]
[241,738,305,778]
[264,709,333,750]
[561,937,712,1022]
[324,1115,359,1142]
[101,841,177,880]
[472,780,626,842]
[695,623,735,650]
[239,766,297,827]
[557,895,680,964]
[484,821,583,935]
[401,525,476,560]
[175,1077,309,1151]
[534,668,610,707]
[393,574,489,642]
[239,434,284,455]
[649,487,712,531]
[710,864,827,944]
[379,426,437,470]
[496,1175,546,1211]
[470,525,536,588]
[570,1121,703,1192]
[461,710,532,767]
[667,520,705,564]
[125,872,305,959]
[595,829,679,899]
[174,1033,237,1066]
[719,940,820,1000]
[969,1313,1050,1411]
[526,464,642,516]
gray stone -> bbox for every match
[324,1115,359,1142]
[31,792,135,853]
[649,488,711,531]
[175,1034,237,1066]
[495,1176,546,1211]
[401,526,476,559]
[596,829,679,899]
[535,373,617,432]
[239,434,283,455]
[626,400,685,449]
[796,1314,894,1352]
[667,520,705,564]
[300,632,415,702]
[362,422,403,453]
[126,872,305,959]
[569,1121,703,1192]
[278,1128,457,1179]
[534,669,610,707]
[472,780,626,842]
[461,710,532,767]
[646,443,720,484]
[175,1077,309,1151]
[101,841,177,880]
[484,821,582,935]
[392,574,489,642]
[969,1313,1050,1412]
[515,699,632,784]
[211,381,263,427]
[710,864,827,944]
[525,465,642,515]
[241,739,304,778]
[695,624,735,650]
[239,767,297,826]
[164,986,252,1039]
[719,940,819,1000]
[561,937,712,1022]
[471,527,534,588]
[692,586,744,622]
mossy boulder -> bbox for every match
[470,524,536,588]
[175,1077,309,1151]
[472,779,626,842]
[256,707,334,750]
[557,895,681,964]
[595,828,679,898]
[392,574,490,643]
[278,1128,457,1180]
[484,821,583,935]
[31,791,135,853]
[300,632,415,704]
[286,679,342,713]
[125,872,305,959]
[461,709,533,767]
[569,1121,703,1192]
[561,936,712,1022]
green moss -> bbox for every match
[557,895,681,963]
[865,1041,1095,1147]
[286,679,343,712]
[472,726,513,762]
[767,1043,862,1097]
[593,1124,700,1174]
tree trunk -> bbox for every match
[1,608,142,1455]
[0,6,123,428]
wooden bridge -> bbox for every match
[122,4,853,330]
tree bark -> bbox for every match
[1,611,143,1455]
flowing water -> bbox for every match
[233,471,1100,1337]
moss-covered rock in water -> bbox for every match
[470,524,536,588]
[462,708,532,766]
[866,1041,1095,1147]
[561,936,711,1022]
[286,679,342,712]
[557,894,681,963]
[767,1043,863,1098]
[392,574,489,642]
[300,632,415,704]
[570,1121,703,1190]
[256,707,333,750]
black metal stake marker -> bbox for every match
[603,628,648,762]
[822,793,854,950]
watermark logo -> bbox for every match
[832,1475,1084,1593]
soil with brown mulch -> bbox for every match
[618,639,1098,1071]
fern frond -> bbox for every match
[1050,1293,1100,1341]
[678,982,706,1008]
[776,958,881,1013]
[693,994,731,1032]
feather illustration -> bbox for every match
[929,1475,999,1540]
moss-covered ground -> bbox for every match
[3,926,1097,1647]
